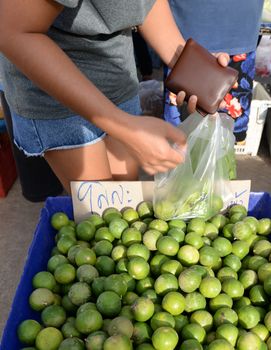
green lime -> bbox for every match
[178,268,202,293]
[209,293,233,312]
[77,302,97,315]
[162,291,185,315]
[258,263,271,283]
[104,274,127,296]
[253,240,271,258]
[249,285,268,306]
[233,221,253,240]
[35,327,63,350]
[234,297,251,310]
[208,339,234,350]
[223,254,242,272]
[103,334,132,350]
[120,306,134,321]
[92,276,106,296]
[238,305,260,329]
[190,310,213,332]
[199,277,221,298]
[97,291,121,318]
[160,259,183,276]
[132,322,152,344]
[156,236,179,256]
[167,228,185,243]
[142,289,159,304]
[180,339,203,350]
[122,228,142,246]
[95,256,115,276]
[51,212,69,230]
[251,324,270,342]
[184,292,206,313]
[29,288,55,311]
[174,314,189,332]
[210,214,228,230]
[58,338,85,350]
[212,237,232,257]
[264,276,271,295]
[94,240,113,256]
[75,247,96,266]
[237,332,262,350]
[109,218,129,239]
[230,212,246,223]
[102,208,122,224]
[87,213,105,229]
[222,224,234,240]
[258,218,271,235]
[61,319,81,338]
[32,271,56,291]
[76,264,99,284]
[122,208,139,224]
[222,278,244,299]
[131,221,148,234]
[152,327,178,350]
[85,330,107,350]
[57,236,77,255]
[127,243,150,261]
[61,295,77,313]
[213,307,238,327]
[178,245,199,266]
[216,323,239,346]
[57,226,76,240]
[68,282,91,306]
[108,316,134,338]
[150,312,175,331]
[199,246,220,268]
[143,230,162,251]
[137,201,154,219]
[41,305,66,327]
[47,255,68,273]
[231,240,250,260]
[150,254,169,276]
[229,204,247,217]
[76,220,95,241]
[116,258,128,274]
[181,323,206,343]
[95,227,115,242]
[185,232,204,249]
[54,263,76,284]
[243,216,259,234]
[111,245,127,261]
[132,297,154,322]
[17,319,41,345]
[217,267,238,281]
[248,256,268,271]
[123,291,139,305]
[75,309,103,334]
[239,270,258,289]
[136,276,154,294]
[128,257,150,280]
[187,218,206,235]
[148,219,169,234]
[154,273,178,296]
[203,222,219,240]
[121,273,136,292]
[154,200,175,221]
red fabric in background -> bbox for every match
[0,132,17,197]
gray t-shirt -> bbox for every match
[0,0,155,119]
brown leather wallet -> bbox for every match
[165,38,239,115]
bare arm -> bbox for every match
[0,0,186,175]
[138,0,185,68]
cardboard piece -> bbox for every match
[71,180,251,223]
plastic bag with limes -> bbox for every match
[153,112,236,221]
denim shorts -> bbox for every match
[11,95,142,156]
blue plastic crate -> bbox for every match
[1,193,271,349]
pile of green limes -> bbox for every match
[17,202,271,350]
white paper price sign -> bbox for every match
[71,180,251,223]
[71,181,153,222]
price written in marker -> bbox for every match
[71,181,146,222]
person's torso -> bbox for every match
[169,0,264,55]
[0,0,155,119]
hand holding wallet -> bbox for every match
[165,38,239,115]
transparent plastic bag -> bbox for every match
[153,112,236,221]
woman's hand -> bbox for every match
[118,115,187,175]
[176,53,230,114]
